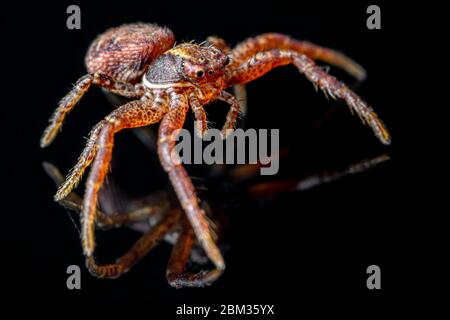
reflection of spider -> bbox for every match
[41,23,390,287]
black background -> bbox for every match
[1,0,429,316]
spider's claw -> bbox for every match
[312,83,319,92]
[40,128,56,148]
[327,88,337,100]
[367,112,391,145]
[221,128,234,140]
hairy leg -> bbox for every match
[229,33,366,80]
[158,92,225,272]
[41,73,144,148]
[86,208,182,278]
[232,83,248,117]
[226,49,390,145]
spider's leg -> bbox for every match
[41,75,93,147]
[229,33,366,80]
[54,120,105,201]
[158,92,225,272]
[53,92,165,201]
[218,90,241,137]
[40,73,144,148]
[86,208,182,278]
[79,98,167,256]
[166,220,222,288]
[226,50,391,145]
[232,83,248,117]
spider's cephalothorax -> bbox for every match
[143,43,231,119]
[41,23,390,287]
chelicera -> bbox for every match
[41,23,390,287]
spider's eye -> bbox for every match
[208,70,214,76]
[196,70,204,78]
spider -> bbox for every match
[41,23,390,287]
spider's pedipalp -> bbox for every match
[40,74,93,148]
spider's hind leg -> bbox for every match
[80,99,167,257]
[159,93,226,273]
[229,33,367,81]
[40,73,144,148]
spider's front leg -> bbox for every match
[190,91,240,139]
[158,92,226,276]
[226,50,391,144]
[40,73,144,148]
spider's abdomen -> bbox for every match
[85,23,175,84]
